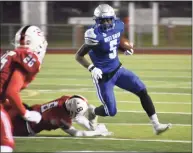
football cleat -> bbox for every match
[153,123,172,135]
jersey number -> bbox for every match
[109,39,117,59]
[23,54,36,67]
[0,51,16,70]
[41,101,58,113]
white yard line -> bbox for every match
[35,78,192,83]
[55,151,131,153]
[31,83,191,89]
[14,136,191,144]
[21,98,191,105]
[118,110,191,115]
[37,73,191,78]
[55,151,136,153]
[100,123,191,127]
[23,89,192,95]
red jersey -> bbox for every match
[6,96,72,136]
[0,48,40,102]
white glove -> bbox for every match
[88,64,103,83]
[95,123,113,136]
[124,49,134,55]
[23,110,42,124]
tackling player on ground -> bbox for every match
[4,95,111,137]
[0,25,48,152]
[75,4,171,135]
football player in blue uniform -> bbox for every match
[75,4,171,135]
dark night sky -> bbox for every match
[0,1,191,24]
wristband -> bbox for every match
[88,64,95,72]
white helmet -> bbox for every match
[14,25,48,63]
[65,95,88,118]
[93,4,116,31]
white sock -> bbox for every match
[150,114,160,126]
[1,146,13,152]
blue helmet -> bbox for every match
[93,4,116,32]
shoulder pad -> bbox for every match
[85,28,97,39]
[84,28,99,46]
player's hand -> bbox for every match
[95,123,113,136]
[124,49,134,55]
[124,42,134,55]
[88,64,103,83]
[23,110,42,124]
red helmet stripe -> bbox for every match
[20,25,31,45]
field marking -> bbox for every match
[35,78,192,83]
[99,123,191,127]
[31,83,191,89]
[21,98,191,105]
[56,151,134,153]
[36,76,192,79]
[118,110,191,115]
[23,89,192,95]
[56,151,137,153]
[37,73,192,79]
[22,90,39,98]
[14,136,192,144]
[44,57,191,62]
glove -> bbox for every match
[88,64,103,83]
[124,49,134,55]
[23,110,42,124]
[95,123,113,136]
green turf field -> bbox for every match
[15,54,192,152]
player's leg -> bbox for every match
[91,78,117,117]
[115,67,171,135]
[0,106,14,152]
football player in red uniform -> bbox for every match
[4,95,111,137]
[0,25,48,152]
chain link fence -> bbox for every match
[1,23,191,49]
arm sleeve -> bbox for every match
[5,69,27,116]
[62,126,101,137]
[84,28,99,46]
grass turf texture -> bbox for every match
[15,54,192,152]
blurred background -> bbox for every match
[0,1,192,50]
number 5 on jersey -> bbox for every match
[109,39,117,59]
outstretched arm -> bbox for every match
[73,115,95,131]
[5,69,41,124]
[75,43,102,83]
[75,44,93,69]
[75,28,99,70]
[62,124,112,137]
[63,126,100,137]
[5,69,27,116]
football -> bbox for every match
[119,37,133,51]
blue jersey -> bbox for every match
[84,19,124,73]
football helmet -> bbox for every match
[14,25,48,62]
[65,95,88,118]
[93,4,116,32]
